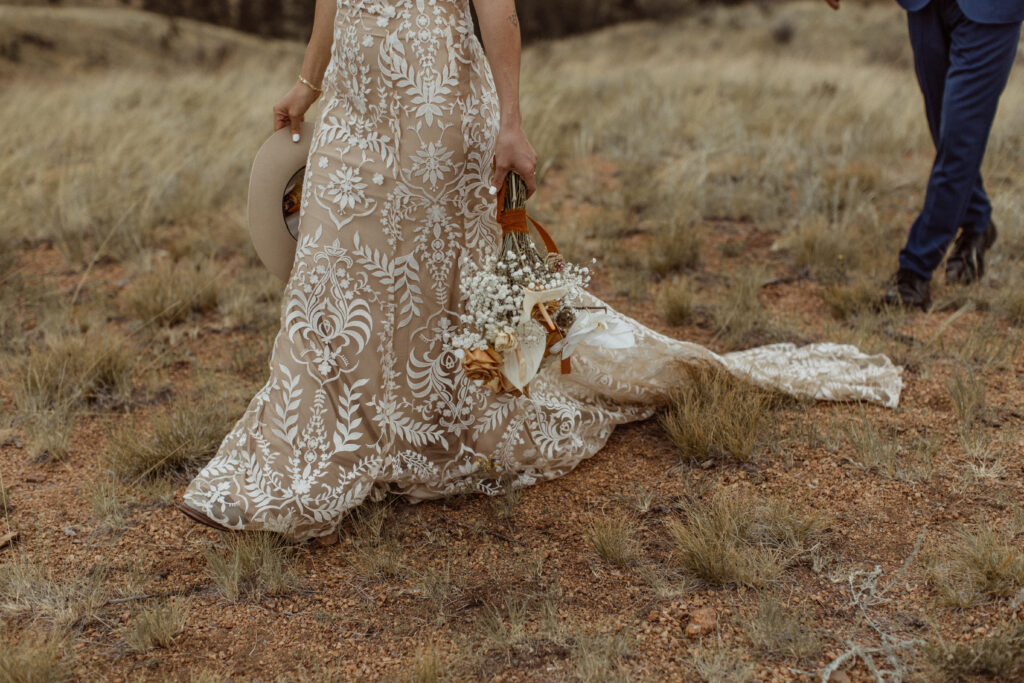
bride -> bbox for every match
[178,0,902,540]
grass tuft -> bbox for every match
[204,532,295,603]
[123,597,191,653]
[711,269,768,346]
[744,594,822,661]
[659,277,696,326]
[11,333,135,412]
[407,646,446,683]
[926,618,1024,680]
[660,364,770,464]
[123,258,220,328]
[925,522,1024,608]
[0,627,71,683]
[646,218,704,276]
[946,371,986,429]
[692,639,756,683]
[585,512,639,568]
[666,493,825,588]
[106,397,234,481]
[571,630,630,683]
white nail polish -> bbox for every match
[292,133,301,143]
[488,186,498,196]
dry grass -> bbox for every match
[660,364,770,464]
[123,597,191,653]
[344,500,406,582]
[8,331,135,459]
[84,475,127,532]
[0,553,109,632]
[926,618,1024,680]
[0,11,297,264]
[204,532,296,603]
[925,523,1024,608]
[711,269,769,346]
[9,332,134,411]
[405,646,447,683]
[946,370,986,429]
[571,630,631,683]
[0,627,71,683]
[122,258,220,328]
[658,277,696,326]
[646,217,704,277]
[744,593,822,662]
[585,512,639,567]
[842,412,901,477]
[692,639,756,683]
[666,493,826,588]
[105,396,234,481]
[822,279,878,321]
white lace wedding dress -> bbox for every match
[183,0,902,540]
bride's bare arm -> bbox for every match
[473,0,539,196]
[273,0,336,141]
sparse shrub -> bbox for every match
[204,532,295,603]
[666,493,825,588]
[926,618,1024,680]
[925,522,1024,608]
[0,627,71,683]
[123,258,220,328]
[123,597,191,652]
[585,512,638,567]
[946,370,986,428]
[744,594,822,661]
[661,364,770,463]
[106,397,234,481]
[711,269,768,346]
[659,277,696,326]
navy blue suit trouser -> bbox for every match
[899,0,1020,280]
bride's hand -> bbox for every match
[491,125,538,198]
[273,82,320,142]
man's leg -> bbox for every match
[960,176,992,234]
[907,3,949,149]
[898,8,1020,280]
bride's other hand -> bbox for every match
[273,82,319,142]
[492,126,538,197]
[823,0,840,9]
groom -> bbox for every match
[825,0,1023,309]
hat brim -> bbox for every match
[248,122,314,283]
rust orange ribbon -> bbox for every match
[494,174,571,376]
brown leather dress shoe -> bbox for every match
[883,269,931,311]
[175,502,234,533]
[946,221,997,285]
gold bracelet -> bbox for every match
[297,74,323,95]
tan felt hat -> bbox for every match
[248,122,314,282]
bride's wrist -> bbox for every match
[498,113,523,132]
